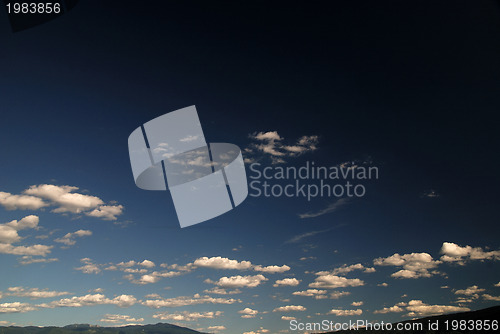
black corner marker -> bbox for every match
[3,0,79,32]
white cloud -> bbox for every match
[24,184,104,213]
[0,302,36,313]
[0,320,14,326]
[309,274,364,289]
[273,278,300,287]
[194,256,253,270]
[245,131,319,163]
[273,305,306,312]
[207,325,226,333]
[405,300,470,317]
[281,316,296,321]
[152,311,222,321]
[322,263,374,276]
[100,314,144,324]
[328,309,362,316]
[206,274,268,288]
[86,205,124,221]
[454,285,485,298]
[0,184,125,221]
[440,242,500,264]
[238,308,258,318]
[494,282,500,287]
[483,294,500,301]
[351,301,364,306]
[0,192,48,210]
[298,199,348,219]
[292,289,328,300]
[40,294,137,308]
[378,282,389,287]
[6,287,70,299]
[75,258,101,274]
[0,216,51,257]
[204,287,242,295]
[374,252,441,279]
[0,243,52,257]
[139,260,156,268]
[254,265,290,273]
[142,294,241,308]
[329,291,351,299]
[54,229,92,246]
[374,305,406,314]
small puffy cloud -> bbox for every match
[207,275,268,288]
[273,305,306,312]
[378,282,389,287]
[0,192,48,210]
[152,311,222,321]
[440,242,500,264]
[374,304,406,314]
[0,216,51,257]
[5,215,40,231]
[40,294,137,308]
[494,282,500,287]
[351,301,364,306]
[194,256,253,270]
[238,308,259,318]
[6,287,70,299]
[273,278,300,287]
[254,264,290,273]
[405,300,470,317]
[309,274,364,289]
[0,302,36,313]
[0,243,52,257]
[328,309,363,316]
[139,260,155,268]
[24,184,104,214]
[54,230,92,246]
[1,184,126,221]
[454,285,485,299]
[75,258,101,274]
[324,263,375,276]
[204,287,242,295]
[245,131,319,164]
[86,205,124,221]
[374,252,441,279]
[100,314,144,324]
[281,316,296,321]
[483,294,500,301]
[207,325,226,333]
[329,291,351,299]
[292,289,328,299]
[142,294,241,308]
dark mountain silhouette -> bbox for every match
[316,305,500,333]
[0,323,207,334]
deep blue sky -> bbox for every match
[0,1,499,333]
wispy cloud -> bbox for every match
[298,198,348,219]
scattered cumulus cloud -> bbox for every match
[1,185,124,221]
[273,305,306,312]
[273,278,300,287]
[244,131,319,164]
[54,230,92,246]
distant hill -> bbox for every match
[0,323,207,334]
[316,305,500,333]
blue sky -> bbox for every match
[1,1,500,333]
